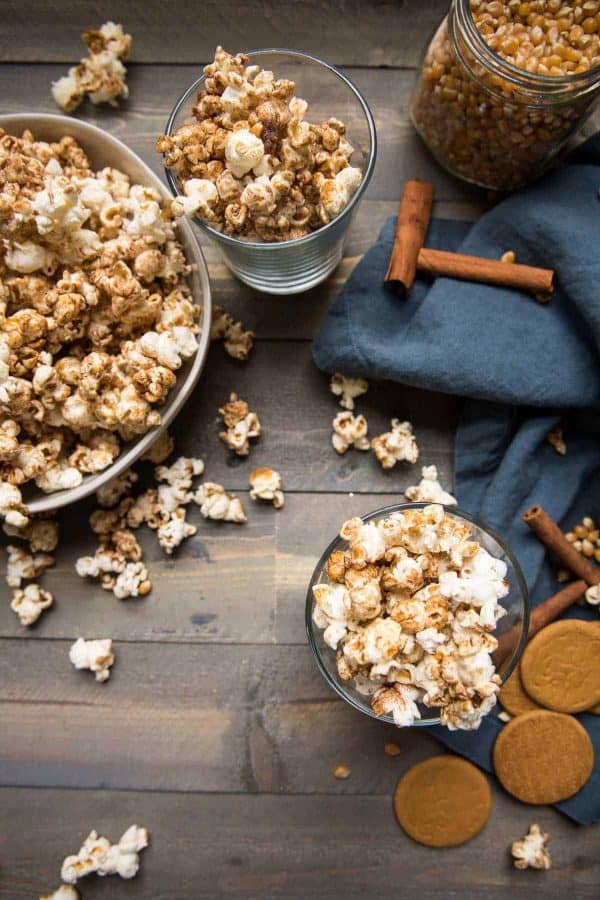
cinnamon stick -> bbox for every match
[523,505,600,586]
[494,579,586,666]
[384,178,434,293]
[417,248,554,294]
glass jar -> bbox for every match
[411,0,600,191]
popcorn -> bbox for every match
[69,637,115,682]
[219,392,261,456]
[329,372,368,411]
[511,824,552,871]
[40,887,80,900]
[141,430,174,464]
[158,46,363,242]
[96,468,138,508]
[5,544,54,587]
[0,129,199,515]
[584,584,600,608]
[10,582,53,626]
[0,481,28,527]
[371,419,419,469]
[61,824,148,883]
[194,482,246,523]
[249,467,284,509]
[405,465,457,506]
[210,305,254,361]
[52,22,132,113]
[331,411,369,454]
[3,516,59,552]
[157,507,196,554]
[113,561,152,600]
[312,505,507,730]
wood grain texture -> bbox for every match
[0,492,457,645]
[0,1,447,66]
[2,787,598,900]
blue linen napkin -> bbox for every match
[313,136,600,825]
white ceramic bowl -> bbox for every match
[0,113,212,514]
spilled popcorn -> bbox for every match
[331,411,369,455]
[40,887,80,900]
[312,504,508,730]
[52,22,132,112]
[157,46,363,242]
[330,373,368,411]
[249,467,284,509]
[69,637,115,682]
[405,465,457,506]
[219,392,261,456]
[61,824,148,883]
[371,419,419,469]
[511,824,552,871]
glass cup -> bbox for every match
[306,502,530,728]
[164,48,377,295]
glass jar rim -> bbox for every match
[454,0,600,95]
[163,47,378,251]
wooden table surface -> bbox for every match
[1,2,598,898]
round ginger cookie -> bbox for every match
[520,619,600,713]
[394,756,492,847]
[499,664,543,718]
[493,709,594,805]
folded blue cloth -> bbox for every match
[313,136,600,825]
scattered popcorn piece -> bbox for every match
[384,741,401,756]
[5,544,54,587]
[61,824,149,883]
[3,517,59,552]
[333,764,351,780]
[141,430,175,464]
[113,561,152,600]
[330,373,368,411]
[219,392,261,456]
[498,711,512,723]
[547,426,566,456]
[157,507,196,554]
[52,22,132,112]
[249,467,284,509]
[155,456,205,488]
[405,465,457,506]
[511,824,552,871]
[210,306,254,361]
[96,468,138,508]
[0,481,29,528]
[371,419,419,469]
[584,584,600,607]
[331,411,370,454]
[194,482,246,523]
[40,887,80,900]
[69,637,115,683]
[10,583,53,626]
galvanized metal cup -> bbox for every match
[164,48,377,295]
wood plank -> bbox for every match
[2,787,597,900]
[0,493,457,645]
[0,1,447,66]
[0,639,444,793]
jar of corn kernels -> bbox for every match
[411,1,600,190]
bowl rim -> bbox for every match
[0,112,212,514]
[163,46,378,250]
[305,500,530,729]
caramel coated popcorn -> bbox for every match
[157,46,363,242]
[312,504,508,730]
[69,637,115,682]
[371,419,419,469]
[330,373,368,411]
[249,466,284,508]
[405,465,457,506]
[219,392,261,456]
[52,22,132,112]
[511,823,552,870]
[0,129,200,517]
[61,824,149,883]
[412,2,600,190]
